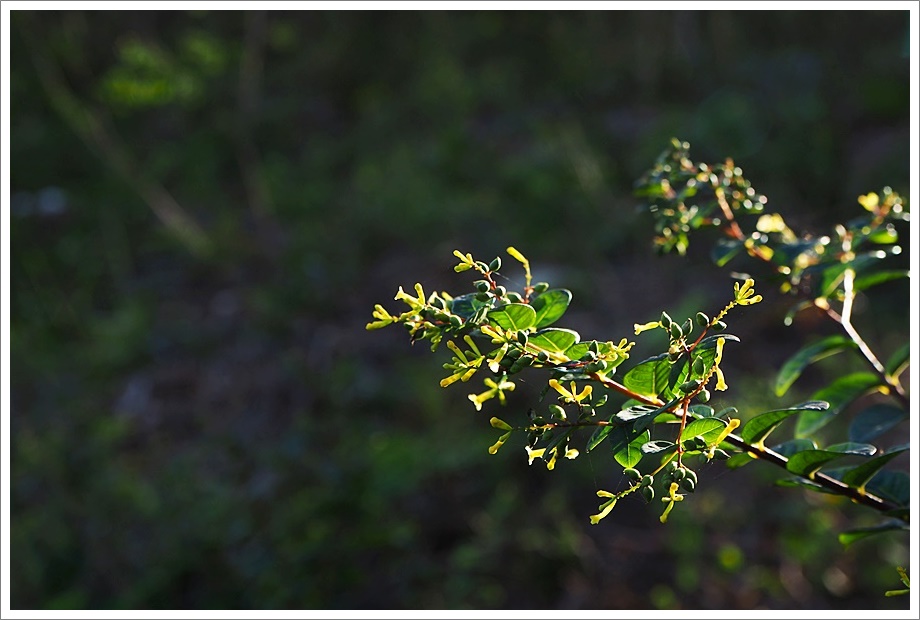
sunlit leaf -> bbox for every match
[614,429,650,468]
[587,418,615,452]
[528,328,579,353]
[786,443,876,477]
[623,353,671,398]
[741,401,829,446]
[487,303,536,331]
[681,418,727,446]
[774,335,856,397]
[530,289,572,328]
[607,426,649,461]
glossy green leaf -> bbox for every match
[614,400,675,434]
[786,443,875,477]
[614,429,651,468]
[449,293,489,319]
[848,404,908,443]
[641,440,676,455]
[623,354,670,398]
[774,335,857,397]
[682,418,727,446]
[839,521,909,547]
[530,289,572,328]
[771,438,817,458]
[696,333,741,350]
[797,373,882,437]
[865,469,910,507]
[566,340,619,362]
[528,328,579,353]
[688,404,714,418]
[607,426,649,461]
[741,401,829,446]
[824,442,877,456]
[852,269,908,293]
[840,446,908,489]
[885,343,909,378]
[488,303,536,331]
[775,476,833,493]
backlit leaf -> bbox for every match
[488,303,536,331]
[741,401,829,446]
[614,429,651,468]
[528,328,579,353]
[530,289,572,328]
[841,446,908,489]
[623,354,671,398]
[849,404,908,443]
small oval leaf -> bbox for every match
[530,289,572,328]
[528,328,579,353]
[488,303,536,331]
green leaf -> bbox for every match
[771,438,817,458]
[786,450,847,477]
[623,354,670,398]
[682,418,727,446]
[528,328,579,353]
[641,440,676,455]
[587,418,614,452]
[852,269,909,293]
[741,401,829,446]
[530,289,572,328]
[774,335,857,397]
[797,373,883,437]
[726,453,755,469]
[614,401,674,434]
[823,442,877,456]
[786,443,876,477]
[614,429,651,468]
[849,404,908,443]
[885,343,909,378]
[488,303,536,331]
[688,404,714,418]
[838,521,909,548]
[696,333,741,350]
[840,446,908,489]
[865,469,910,506]
[448,293,489,319]
[820,252,887,297]
[711,239,742,266]
[607,426,649,461]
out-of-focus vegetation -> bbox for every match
[9,10,910,610]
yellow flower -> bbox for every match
[548,379,592,403]
[634,321,660,335]
[590,499,617,525]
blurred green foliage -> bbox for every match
[9,10,910,610]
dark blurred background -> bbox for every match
[8,10,911,610]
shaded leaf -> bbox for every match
[839,521,909,548]
[711,239,741,266]
[771,438,817,458]
[849,404,908,443]
[774,335,857,397]
[488,303,536,331]
[587,418,614,452]
[614,429,650,468]
[853,269,908,293]
[688,404,714,418]
[530,289,572,328]
[741,401,829,446]
[797,373,883,437]
[841,446,908,489]
[866,469,910,507]
[821,252,887,296]
[448,293,489,319]
[528,328,579,353]
[885,343,909,378]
